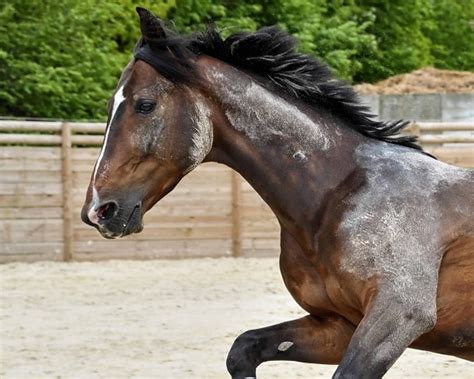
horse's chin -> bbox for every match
[98,221,143,239]
[127,221,144,236]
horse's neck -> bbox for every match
[203,61,363,238]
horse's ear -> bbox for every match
[136,7,166,46]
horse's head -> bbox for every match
[81,8,214,238]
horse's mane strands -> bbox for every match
[134,24,424,151]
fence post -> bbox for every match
[61,122,73,261]
[231,170,242,257]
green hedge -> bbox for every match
[1,0,472,120]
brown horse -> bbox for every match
[81,8,474,378]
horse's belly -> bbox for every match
[412,236,474,360]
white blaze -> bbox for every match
[91,84,126,205]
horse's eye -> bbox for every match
[136,100,156,114]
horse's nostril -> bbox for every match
[96,201,118,222]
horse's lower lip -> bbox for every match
[98,226,122,239]
[98,222,142,239]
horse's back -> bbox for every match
[355,142,474,229]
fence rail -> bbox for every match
[1,120,473,263]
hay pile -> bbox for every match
[354,67,474,94]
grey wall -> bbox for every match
[359,94,474,122]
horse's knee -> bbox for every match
[226,330,262,377]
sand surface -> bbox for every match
[1,258,472,378]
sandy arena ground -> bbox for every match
[1,257,472,378]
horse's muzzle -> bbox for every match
[81,200,143,239]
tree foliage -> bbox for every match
[0,0,472,120]
[0,0,174,120]
[170,0,377,81]
[425,0,474,72]
[353,0,433,82]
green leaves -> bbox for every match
[0,0,173,120]
[170,0,377,81]
[170,0,472,84]
[426,0,474,71]
[0,0,471,120]
[353,0,433,82]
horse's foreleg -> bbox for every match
[332,296,437,379]
[226,314,354,379]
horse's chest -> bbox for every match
[280,243,338,316]
[280,230,369,322]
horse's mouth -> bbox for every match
[98,203,143,239]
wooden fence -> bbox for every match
[0,120,473,262]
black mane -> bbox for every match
[134,25,423,151]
